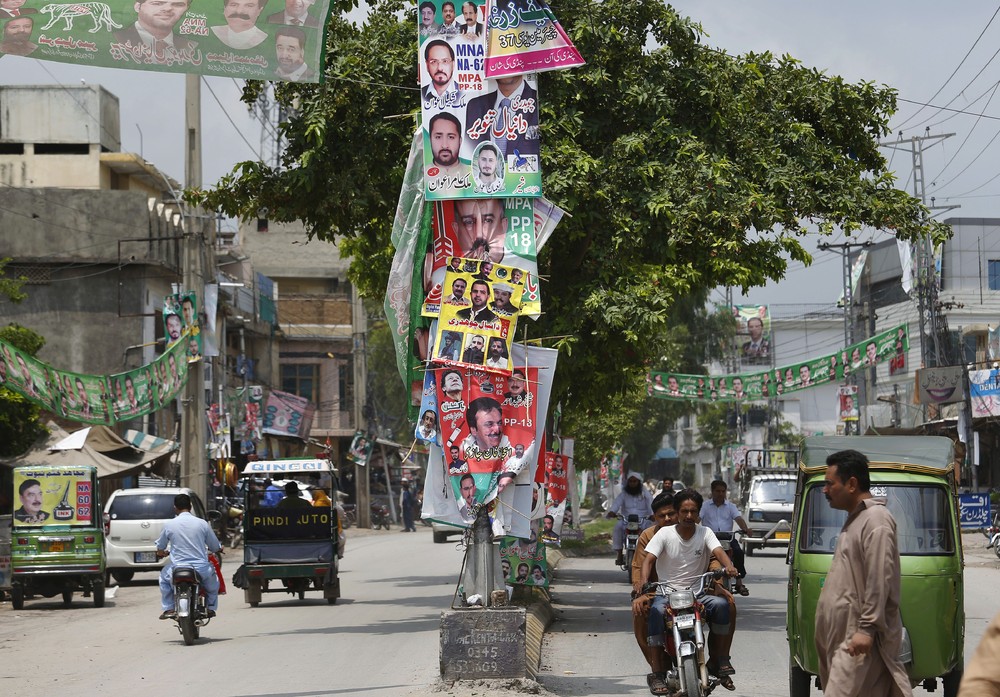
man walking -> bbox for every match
[815,450,911,696]
[400,479,417,532]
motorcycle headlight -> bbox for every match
[669,590,695,610]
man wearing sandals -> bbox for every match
[700,479,753,596]
[639,488,740,694]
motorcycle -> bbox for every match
[645,569,727,697]
[370,502,391,530]
[617,513,649,581]
[164,553,217,646]
[985,512,1000,560]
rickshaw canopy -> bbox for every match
[241,459,336,476]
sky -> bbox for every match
[4,2,1000,305]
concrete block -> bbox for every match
[440,607,527,680]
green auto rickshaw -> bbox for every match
[786,435,964,697]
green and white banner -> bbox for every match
[648,324,908,403]
[0,0,333,82]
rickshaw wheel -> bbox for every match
[789,661,811,697]
[62,590,73,607]
[11,585,24,610]
[942,667,963,697]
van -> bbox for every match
[786,436,964,696]
[11,465,106,609]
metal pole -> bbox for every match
[352,284,370,528]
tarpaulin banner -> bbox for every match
[164,291,202,362]
[415,370,442,445]
[733,304,771,366]
[419,0,541,199]
[0,332,189,424]
[648,324,908,403]
[346,430,372,465]
[838,384,858,422]
[499,525,548,587]
[484,0,584,78]
[261,388,315,438]
[970,368,1000,418]
[13,467,95,527]
[422,197,540,316]
[2,0,334,82]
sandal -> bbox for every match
[717,675,736,691]
[647,672,670,696]
[715,659,736,677]
[736,585,750,596]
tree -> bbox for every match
[0,259,45,456]
[193,0,949,447]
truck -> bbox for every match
[736,449,798,555]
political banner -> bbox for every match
[838,384,858,422]
[500,527,547,586]
[648,324,908,403]
[484,0,584,78]
[917,366,965,405]
[419,0,541,199]
[970,368,1000,418]
[13,467,95,527]
[0,333,189,424]
[1,0,333,83]
[734,304,771,366]
[261,388,315,438]
[415,369,442,445]
[346,430,372,465]
[430,261,525,374]
[422,197,540,316]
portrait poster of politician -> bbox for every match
[484,0,585,78]
[418,0,541,199]
[7,0,335,82]
[13,468,95,528]
[429,263,525,374]
[422,197,540,316]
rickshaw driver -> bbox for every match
[639,488,740,687]
[155,494,223,620]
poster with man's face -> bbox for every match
[734,304,771,365]
[499,527,548,587]
[13,468,94,527]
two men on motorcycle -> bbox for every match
[607,471,654,566]
[638,488,740,694]
[156,493,223,620]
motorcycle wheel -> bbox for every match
[371,520,380,530]
[680,655,701,697]
[624,549,635,582]
[993,539,1000,560]
[179,589,197,646]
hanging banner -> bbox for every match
[419,0,541,200]
[733,304,771,366]
[347,430,373,465]
[484,0,585,78]
[13,467,95,527]
[838,384,858,422]
[0,333,188,424]
[415,370,442,445]
[429,261,525,374]
[499,525,548,586]
[261,388,315,438]
[970,369,1000,418]
[422,197,540,316]
[4,0,334,83]
[648,324,908,402]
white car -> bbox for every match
[103,487,209,584]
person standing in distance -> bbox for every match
[814,449,911,696]
[155,493,222,620]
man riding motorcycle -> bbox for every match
[155,493,223,620]
[639,488,739,692]
[607,470,654,566]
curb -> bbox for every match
[517,547,563,677]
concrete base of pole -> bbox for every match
[439,607,527,680]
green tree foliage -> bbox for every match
[193,0,949,461]
[0,259,46,455]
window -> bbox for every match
[990,260,1000,290]
[798,483,953,555]
[282,363,319,404]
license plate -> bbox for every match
[674,614,695,629]
[135,551,158,563]
[46,541,65,552]
[775,531,791,540]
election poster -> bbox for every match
[346,430,373,465]
[261,388,315,438]
[648,324,909,403]
[419,0,541,199]
[422,197,540,316]
[484,0,585,78]
[734,304,771,366]
[499,527,548,587]
[13,467,96,527]
[1,0,334,83]
[838,385,859,422]
[415,369,442,445]
[430,262,525,374]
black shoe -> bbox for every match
[615,553,624,566]
[159,610,176,620]
[206,610,217,618]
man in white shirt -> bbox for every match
[700,480,752,596]
[211,0,268,49]
[640,488,739,685]
[607,471,654,566]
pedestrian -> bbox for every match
[814,449,911,696]
[958,610,1000,695]
[400,479,417,532]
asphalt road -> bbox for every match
[2,528,999,697]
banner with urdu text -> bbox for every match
[0,0,333,83]
[647,324,908,403]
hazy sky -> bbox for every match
[5,2,1000,305]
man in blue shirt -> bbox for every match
[700,480,752,596]
[156,493,223,620]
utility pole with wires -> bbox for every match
[878,131,959,371]
[250,84,294,170]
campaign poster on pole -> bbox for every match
[838,385,859,422]
[261,388,315,439]
[734,305,771,366]
[13,467,95,527]
[422,197,540,316]
[347,430,373,465]
[415,370,442,445]
[484,0,585,78]
[499,527,548,587]
[430,262,525,374]
[4,0,335,83]
[419,0,541,199]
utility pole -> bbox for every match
[181,74,208,500]
[352,284,370,528]
[818,240,872,434]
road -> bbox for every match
[2,529,999,697]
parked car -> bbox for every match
[103,487,209,584]
[432,520,465,544]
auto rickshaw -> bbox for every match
[235,458,340,606]
[786,435,964,696]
